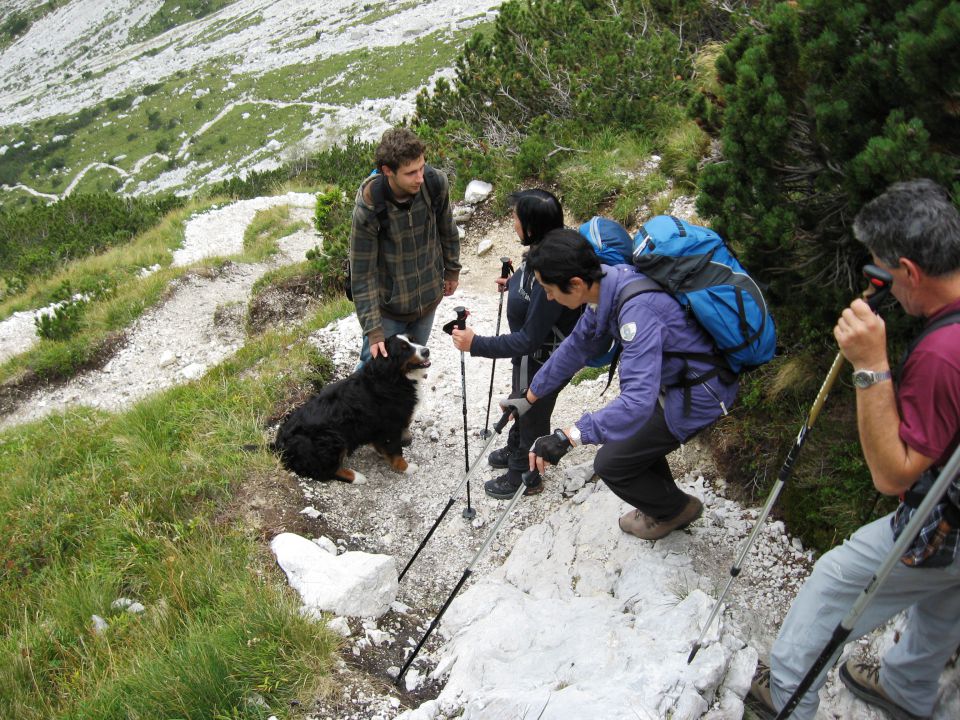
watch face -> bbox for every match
[853,370,890,388]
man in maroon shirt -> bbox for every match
[750,179,960,720]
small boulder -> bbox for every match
[476,237,494,256]
[271,532,398,618]
[464,180,493,204]
[452,204,474,223]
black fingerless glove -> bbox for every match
[530,428,572,464]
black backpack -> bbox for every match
[345,165,444,301]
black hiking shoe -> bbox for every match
[487,446,510,469]
[839,658,928,720]
[484,471,543,500]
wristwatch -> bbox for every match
[852,369,892,389]
[568,425,581,447]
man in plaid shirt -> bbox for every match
[750,179,960,720]
[349,127,460,365]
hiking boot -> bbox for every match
[839,658,928,720]
[401,428,413,448]
[746,661,777,720]
[484,471,543,500]
[618,494,703,540]
[487,446,510,469]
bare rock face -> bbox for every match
[271,532,399,618]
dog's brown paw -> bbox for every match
[388,455,409,473]
[334,468,367,484]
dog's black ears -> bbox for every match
[383,334,412,356]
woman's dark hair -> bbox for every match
[525,228,603,292]
[510,189,563,246]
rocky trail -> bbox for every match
[1,192,958,719]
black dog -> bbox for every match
[272,334,430,482]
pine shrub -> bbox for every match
[695,0,960,345]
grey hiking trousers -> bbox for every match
[769,513,960,719]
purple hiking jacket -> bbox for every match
[529,265,739,445]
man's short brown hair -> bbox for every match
[375,127,426,172]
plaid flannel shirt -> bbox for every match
[892,468,960,568]
[349,170,460,346]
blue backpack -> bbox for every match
[578,216,634,268]
[624,215,777,373]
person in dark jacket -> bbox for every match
[350,127,460,366]
[522,228,738,539]
[451,189,580,498]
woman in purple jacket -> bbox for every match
[451,190,580,499]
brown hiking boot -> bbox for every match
[839,658,928,720]
[618,494,703,540]
[747,660,777,720]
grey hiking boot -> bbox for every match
[487,446,510,469]
[746,660,777,720]
[840,658,929,720]
[618,494,703,540]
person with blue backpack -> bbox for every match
[519,227,742,540]
[450,189,581,499]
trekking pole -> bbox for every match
[454,306,476,519]
[398,407,515,582]
[481,257,513,439]
[775,441,960,720]
[687,264,893,664]
[395,468,542,686]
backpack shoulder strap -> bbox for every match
[369,173,390,243]
[898,310,960,378]
[601,277,664,394]
[423,164,443,212]
[603,276,736,403]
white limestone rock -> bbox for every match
[463,180,493,204]
[271,532,398,618]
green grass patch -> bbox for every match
[657,118,711,189]
[130,0,241,43]
[348,0,421,28]
[241,205,310,261]
[555,130,659,224]
[0,199,222,383]
[571,365,608,385]
[0,307,353,719]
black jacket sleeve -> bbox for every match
[470,282,568,360]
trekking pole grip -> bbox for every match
[455,306,468,331]
[862,264,892,312]
[499,256,512,280]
